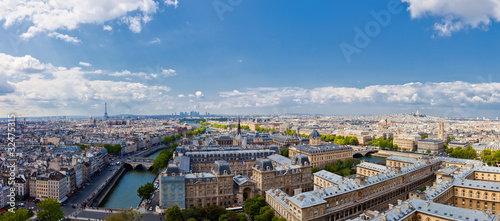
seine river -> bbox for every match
[355,155,386,164]
[99,150,161,209]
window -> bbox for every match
[494,194,496,200]
[477,201,480,209]
[486,193,488,200]
[485,203,488,210]
[478,192,481,198]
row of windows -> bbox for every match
[461,199,497,211]
[458,189,498,200]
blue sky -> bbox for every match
[2,0,500,118]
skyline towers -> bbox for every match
[104,103,109,119]
[438,121,445,141]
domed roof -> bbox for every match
[310,130,320,138]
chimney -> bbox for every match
[395,206,401,214]
[404,202,410,209]
[397,200,402,205]
[388,204,394,210]
[374,211,380,217]
[381,213,387,221]
[299,195,304,201]
[426,201,430,207]
[355,176,365,185]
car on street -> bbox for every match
[148,206,153,211]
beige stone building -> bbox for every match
[356,162,389,177]
[266,157,440,221]
[386,155,419,168]
[393,134,421,151]
[253,154,313,196]
[34,172,69,201]
[288,130,353,169]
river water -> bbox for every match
[355,155,386,164]
[99,150,162,209]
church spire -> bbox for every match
[237,116,241,135]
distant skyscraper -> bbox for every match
[438,121,445,141]
[104,103,109,119]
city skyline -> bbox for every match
[2,1,500,117]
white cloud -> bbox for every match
[0,0,158,40]
[178,94,185,98]
[47,32,81,43]
[108,68,176,80]
[217,82,500,109]
[165,0,179,8]
[79,62,92,67]
[195,91,204,98]
[147,37,161,45]
[403,0,500,36]
[103,25,113,31]
[0,53,171,116]
[161,68,176,77]
[237,59,243,63]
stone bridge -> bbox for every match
[353,148,379,157]
[125,157,154,170]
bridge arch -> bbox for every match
[353,153,365,158]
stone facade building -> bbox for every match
[252,154,313,196]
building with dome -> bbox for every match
[288,130,353,168]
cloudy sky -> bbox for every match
[1,0,500,118]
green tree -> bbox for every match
[137,182,155,199]
[219,214,229,221]
[163,136,173,145]
[255,206,274,221]
[311,167,320,174]
[104,144,122,155]
[280,149,289,158]
[171,142,179,151]
[238,213,249,221]
[105,209,143,221]
[0,208,31,221]
[166,205,183,221]
[37,198,64,221]
[206,205,226,221]
[182,206,198,220]
[226,211,239,221]
[244,194,267,220]
[421,134,428,139]
[425,149,431,154]
[152,149,173,173]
